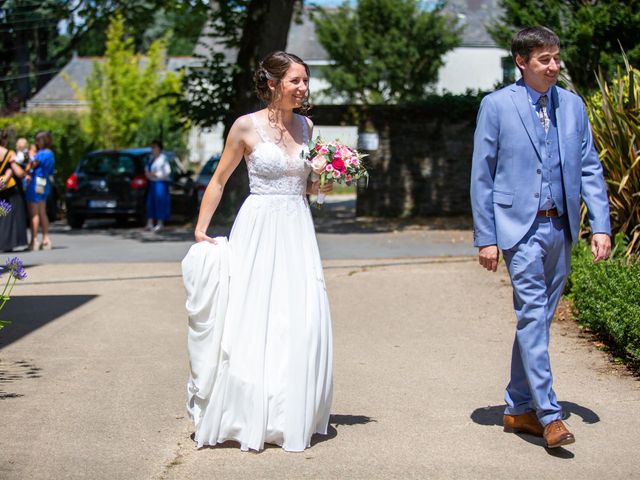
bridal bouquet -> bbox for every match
[302,138,368,206]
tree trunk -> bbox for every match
[216,0,299,219]
[35,26,55,91]
[15,28,30,108]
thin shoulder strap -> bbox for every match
[249,113,269,142]
[300,115,309,144]
[0,149,11,172]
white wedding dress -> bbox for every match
[185,113,333,452]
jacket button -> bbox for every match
[534,193,540,198]
[537,169,542,174]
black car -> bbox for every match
[64,148,197,229]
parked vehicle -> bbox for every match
[64,148,197,229]
[195,154,220,203]
[46,175,58,222]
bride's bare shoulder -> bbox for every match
[231,114,255,133]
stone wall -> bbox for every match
[310,98,482,217]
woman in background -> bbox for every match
[145,139,171,232]
[25,130,55,250]
[0,129,28,251]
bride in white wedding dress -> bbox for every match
[187,51,333,452]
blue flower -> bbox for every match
[4,257,27,280]
[0,199,11,217]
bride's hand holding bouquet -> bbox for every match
[302,138,369,206]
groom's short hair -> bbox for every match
[511,26,560,65]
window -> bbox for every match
[80,154,140,175]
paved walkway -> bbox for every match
[1,255,639,479]
[14,196,476,264]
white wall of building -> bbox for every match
[436,46,510,94]
[312,125,358,147]
[187,124,224,164]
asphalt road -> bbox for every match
[6,196,476,265]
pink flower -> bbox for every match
[338,146,352,159]
[325,164,335,172]
[345,174,353,182]
[318,146,329,155]
[332,170,342,178]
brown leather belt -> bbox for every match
[537,208,559,217]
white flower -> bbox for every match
[310,155,329,174]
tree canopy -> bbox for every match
[0,0,208,112]
[488,0,640,93]
[74,14,185,151]
[178,0,303,130]
[312,0,461,104]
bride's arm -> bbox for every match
[304,118,333,196]
[194,117,249,243]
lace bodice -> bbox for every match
[246,113,311,195]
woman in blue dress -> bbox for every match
[145,139,171,232]
[25,130,55,250]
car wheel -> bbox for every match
[67,213,84,229]
[115,216,130,228]
[135,213,147,227]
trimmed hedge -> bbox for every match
[567,237,640,367]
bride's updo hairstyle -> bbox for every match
[254,51,311,113]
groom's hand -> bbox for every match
[591,233,611,263]
[478,245,499,272]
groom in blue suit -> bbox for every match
[470,26,611,448]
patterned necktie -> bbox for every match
[537,94,549,132]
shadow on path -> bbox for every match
[49,198,473,241]
[470,402,600,459]
[0,294,97,349]
[189,413,375,452]
[49,220,231,244]
[312,198,473,234]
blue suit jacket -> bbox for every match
[470,80,611,250]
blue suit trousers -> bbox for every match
[502,215,572,426]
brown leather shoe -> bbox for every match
[543,420,575,448]
[503,411,544,437]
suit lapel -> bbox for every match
[510,81,542,160]
[552,86,566,166]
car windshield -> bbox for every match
[201,158,219,176]
[79,154,140,175]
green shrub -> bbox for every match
[567,236,640,366]
[585,56,640,256]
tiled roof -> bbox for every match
[444,0,502,47]
[27,55,198,107]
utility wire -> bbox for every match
[0,66,62,82]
